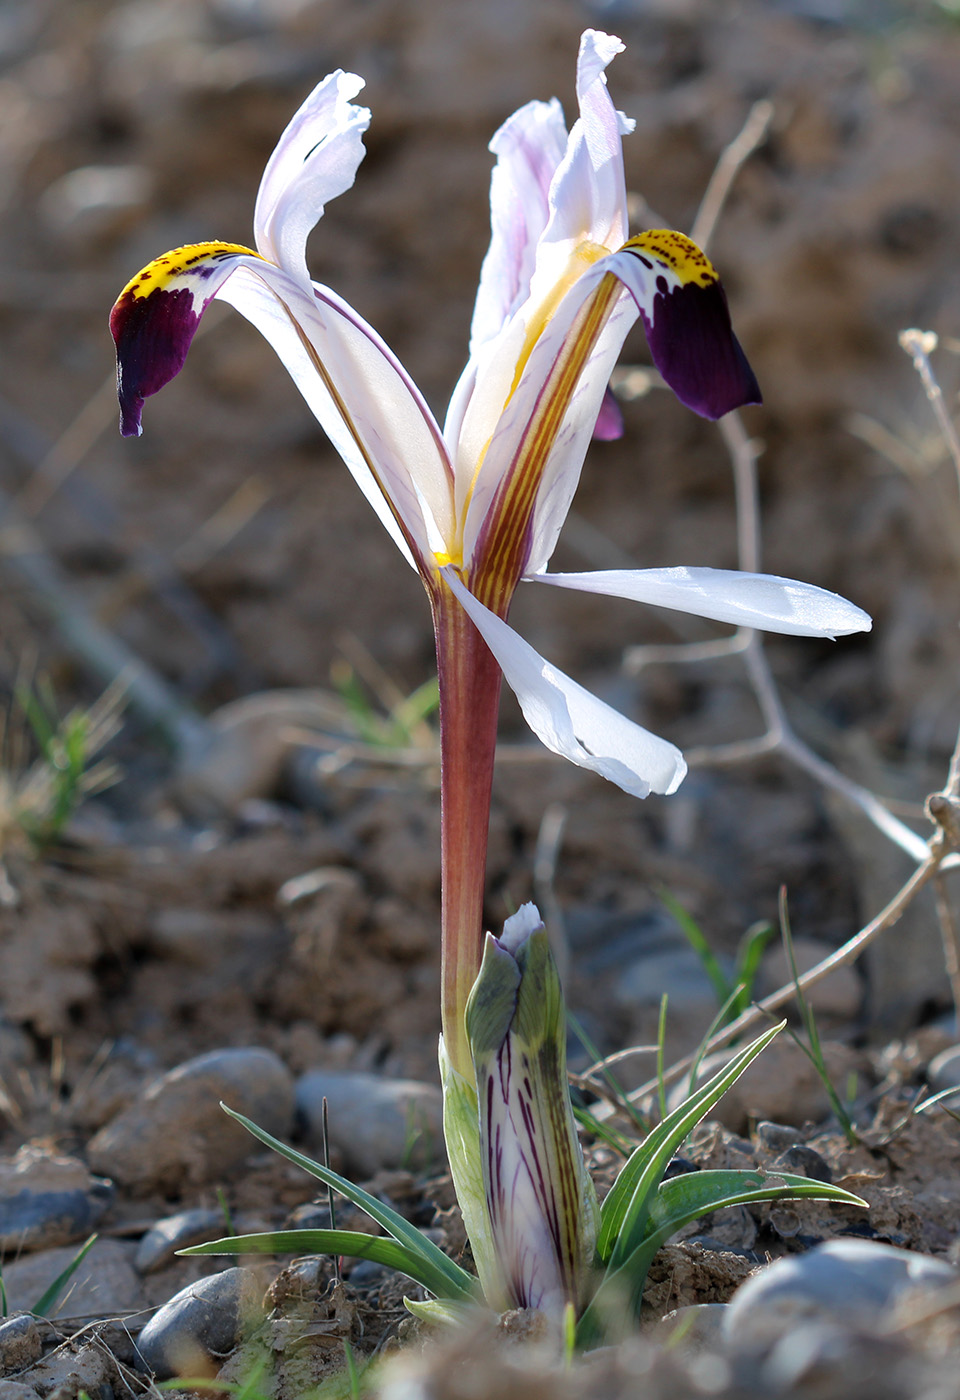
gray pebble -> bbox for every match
[136,1267,270,1381]
[346,1259,392,1289]
[755,1120,803,1152]
[135,1209,227,1275]
[0,1383,41,1400]
[0,1316,41,1375]
[771,1143,834,1183]
[724,1239,958,1352]
[297,1071,443,1177]
[0,1180,113,1254]
[88,1048,295,1193]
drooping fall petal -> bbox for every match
[528,566,873,638]
[442,569,686,798]
[110,245,454,564]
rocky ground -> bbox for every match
[2,0,960,1396]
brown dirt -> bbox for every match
[1,0,960,1397]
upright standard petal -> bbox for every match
[442,569,686,798]
[463,233,761,577]
[529,566,873,638]
[468,98,569,360]
[530,30,631,296]
[110,245,454,564]
[253,70,370,282]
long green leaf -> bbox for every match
[219,1105,479,1302]
[651,1169,867,1238]
[183,1229,463,1301]
[597,1022,783,1262]
[31,1233,98,1317]
[579,1168,866,1345]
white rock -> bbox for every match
[724,1239,958,1353]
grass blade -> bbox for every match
[31,1233,98,1316]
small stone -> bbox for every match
[771,1143,833,1184]
[136,1267,271,1381]
[88,1048,295,1193]
[0,1239,144,1320]
[723,1239,958,1353]
[0,1183,114,1255]
[135,1209,227,1275]
[927,1044,960,1104]
[0,1384,40,1400]
[0,1146,114,1255]
[614,947,723,1012]
[297,1071,443,1176]
[0,1315,42,1373]
[754,1120,803,1152]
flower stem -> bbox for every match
[431,577,503,1081]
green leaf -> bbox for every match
[651,1169,867,1238]
[218,1105,479,1303]
[579,1168,866,1345]
[597,1022,783,1264]
[31,1233,98,1317]
[182,1228,464,1301]
[403,1296,484,1328]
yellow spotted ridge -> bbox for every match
[624,229,718,288]
[120,242,261,301]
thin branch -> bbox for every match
[899,329,960,499]
[690,100,774,254]
[933,872,960,1023]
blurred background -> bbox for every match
[1,0,960,1076]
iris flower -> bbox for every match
[111,29,869,1087]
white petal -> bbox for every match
[254,70,370,282]
[461,256,638,570]
[469,98,569,359]
[528,567,873,638]
[528,30,631,303]
[443,569,685,798]
[213,264,455,564]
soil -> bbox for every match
[1,0,960,1397]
